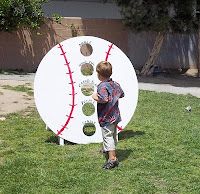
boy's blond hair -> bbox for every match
[96,61,112,78]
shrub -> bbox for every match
[0,0,47,31]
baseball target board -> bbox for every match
[34,36,138,144]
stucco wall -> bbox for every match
[0,17,198,72]
[128,32,198,69]
[0,21,57,72]
[0,18,128,72]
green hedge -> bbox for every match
[0,0,47,31]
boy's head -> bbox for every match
[96,61,112,79]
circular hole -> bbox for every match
[83,123,96,136]
[82,103,95,116]
[81,83,94,96]
[80,43,93,56]
[81,63,94,76]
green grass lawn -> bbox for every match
[0,90,200,194]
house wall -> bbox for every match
[43,0,121,19]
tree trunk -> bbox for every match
[198,27,200,77]
[140,31,166,76]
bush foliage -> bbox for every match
[0,0,47,31]
[114,0,200,32]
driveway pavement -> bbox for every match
[138,74,200,98]
[0,73,200,97]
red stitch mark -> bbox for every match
[56,44,76,136]
[117,125,123,132]
[104,43,123,132]
[105,43,113,61]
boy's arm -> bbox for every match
[92,85,109,103]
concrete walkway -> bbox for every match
[0,73,200,98]
[138,75,200,98]
[0,74,35,81]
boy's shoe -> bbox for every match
[103,159,119,170]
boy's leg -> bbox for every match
[108,150,116,160]
[108,123,118,160]
[101,123,116,154]
[101,123,119,169]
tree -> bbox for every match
[114,0,198,75]
[0,0,47,31]
[196,0,200,77]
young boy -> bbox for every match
[92,61,124,170]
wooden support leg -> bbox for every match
[59,137,65,146]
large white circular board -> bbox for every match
[34,36,138,144]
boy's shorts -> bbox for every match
[101,122,118,151]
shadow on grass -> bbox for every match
[117,149,132,162]
[45,130,144,146]
[45,135,76,145]
[118,130,145,141]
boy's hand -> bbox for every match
[92,92,109,103]
[92,93,99,101]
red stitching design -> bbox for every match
[117,125,123,131]
[104,43,123,132]
[56,44,76,136]
[105,43,113,61]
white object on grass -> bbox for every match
[34,36,138,144]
